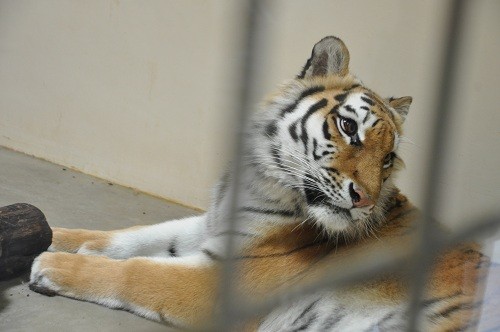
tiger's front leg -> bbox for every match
[49,227,112,253]
[49,215,206,259]
[29,251,218,328]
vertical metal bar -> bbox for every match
[218,0,262,330]
[406,0,468,330]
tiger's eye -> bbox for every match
[340,118,357,136]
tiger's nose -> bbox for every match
[349,183,374,208]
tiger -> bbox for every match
[29,36,490,331]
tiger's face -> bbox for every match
[257,37,412,236]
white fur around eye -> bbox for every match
[336,92,379,143]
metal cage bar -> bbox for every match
[215,0,499,331]
[218,1,261,330]
[405,0,468,330]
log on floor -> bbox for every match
[0,203,52,280]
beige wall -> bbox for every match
[0,0,242,209]
[0,1,498,228]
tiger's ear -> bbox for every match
[388,96,413,122]
[297,36,350,79]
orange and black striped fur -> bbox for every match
[30,36,491,331]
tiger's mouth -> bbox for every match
[304,187,351,216]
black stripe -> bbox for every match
[168,237,177,257]
[321,310,345,331]
[304,185,326,205]
[431,301,482,319]
[322,166,339,174]
[371,119,381,127]
[300,98,328,153]
[435,303,467,318]
[292,313,317,332]
[264,121,278,137]
[312,138,322,161]
[334,92,348,102]
[202,249,221,260]
[292,300,320,325]
[329,104,340,116]
[271,146,286,171]
[361,96,375,105]
[322,120,331,140]
[373,311,396,329]
[361,106,370,111]
[344,104,356,114]
[362,110,371,124]
[422,292,461,307]
[463,248,486,257]
[289,121,299,141]
[344,83,361,91]
[214,171,229,206]
[240,206,296,218]
[280,86,325,117]
[304,185,350,216]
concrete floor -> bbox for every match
[1,146,499,331]
[0,147,200,331]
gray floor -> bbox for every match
[1,147,499,331]
[0,147,201,331]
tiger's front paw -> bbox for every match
[29,251,124,304]
[29,251,89,298]
[29,252,63,296]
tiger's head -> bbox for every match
[253,36,412,237]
